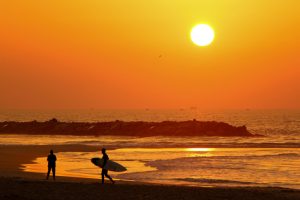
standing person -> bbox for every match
[46,150,57,180]
[101,148,115,184]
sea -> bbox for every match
[0,109,299,189]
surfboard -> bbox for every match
[91,157,127,172]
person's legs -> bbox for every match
[46,166,51,180]
[101,169,105,184]
[52,167,56,180]
[104,172,115,184]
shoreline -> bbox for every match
[1,144,300,199]
[1,144,300,186]
[0,144,99,178]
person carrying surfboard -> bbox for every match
[101,148,115,184]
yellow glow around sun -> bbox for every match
[191,24,215,46]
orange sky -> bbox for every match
[0,0,299,109]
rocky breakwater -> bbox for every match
[0,118,258,137]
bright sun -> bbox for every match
[191,24,215,46]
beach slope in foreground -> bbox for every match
[0,177,299,200]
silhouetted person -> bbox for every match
[101,148,115,184]
[46,150,56,180]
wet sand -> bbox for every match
[0,144,99,178]
[0,145,299,200]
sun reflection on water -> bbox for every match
[185,148,215,152]
[185,148,215,157]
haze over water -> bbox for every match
[1,109,300,189]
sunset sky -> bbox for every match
[1,0,299,109]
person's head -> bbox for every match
[101,148,106,154]
[50,150,53,154]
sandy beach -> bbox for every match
[0,145,299,200]
[1,176,300,200]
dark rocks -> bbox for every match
[0,119,254,137]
